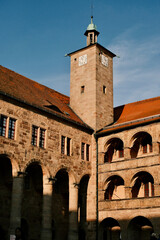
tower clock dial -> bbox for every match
[101,54,108,67]
[79,54,87,66]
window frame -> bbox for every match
[0,115,7,137]
[31,125,46,148]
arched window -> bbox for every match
[131,171,154,198]
[104,138,124,163]
[130,132,152,158]
[104,175,125,200]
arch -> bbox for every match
[130,132,152,158]
[21,161,43,240]
[99,217,121,240]
[78,174,90,240]
[104,138,124,163]
[0,153,19,177]
[52,168,69,240]
[0,155,13,239]
[131,171,154,198]
[104,175,125,200]
[127,216,153,240]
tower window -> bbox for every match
[81,86,85,94]
[90,34,93,44]
[103,85,106,94]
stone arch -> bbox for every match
[104,175,125,200]
[0,153,19,177]
[99,217,121,240]
[78,174,90,240]
[21,161,43,240]
[130,171,154,198]
[127,216,153,240]
[104,138,124,163]
[130,131,153,158]
[0,154,13,239]
[52,168,69,240]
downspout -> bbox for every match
[95,134,99,240]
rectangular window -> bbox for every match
[31,125,38,146]
[81,142,85,160]
[103,85,106,94]
[8,118,16,139]
[67,137,71,156]
[0,115,7,137]
[39,128,45,148]
[81,85,85,94]
[61,136,65,154]
[86,144,90,161]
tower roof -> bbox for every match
[84,16,100,36]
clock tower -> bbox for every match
[69,17,116,131]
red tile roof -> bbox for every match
[98,96,160,135]
[0,65,91,129]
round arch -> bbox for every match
[99,217,121,240]
[127,216,153,240]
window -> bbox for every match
[31,126,38,146]
[81,142,90,161]
[31,126,46,148]
[86,144,90,161]
[90,34,93,44]
[67,137,71,156]
[0,115,16,140]
[0,115,7,137]
[39,128,45,148]
[81,86,85,94]
[8,118,16,139]
[81,142,85,160]
[103,85,106,94]
[61,136,71,156]
[61,136,65,154]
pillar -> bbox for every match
[41,181,52,240]
[68,181,78,240]
[9,175,24,236]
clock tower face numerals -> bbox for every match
[101,54,108,67]
[79,54,87,66]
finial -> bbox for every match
[91,16,93,24]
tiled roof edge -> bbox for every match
[0,91,93,133]
[96,114,160,137]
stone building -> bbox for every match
[0,17,160,240]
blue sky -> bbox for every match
[0,0,160,106]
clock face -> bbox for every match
[79,54,87,66]
[101,55,108,67]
